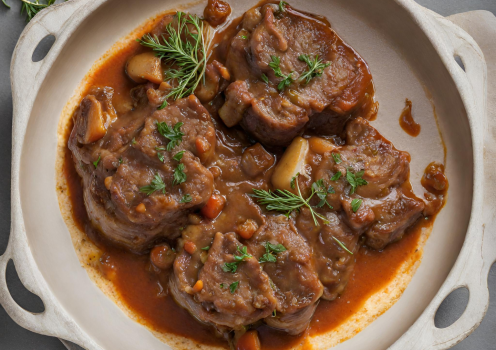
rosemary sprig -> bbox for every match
[332,237,353,255]
[137,12,213,105]
[251,176,329,226]
[298,54,330,84]
[2,0,56,22]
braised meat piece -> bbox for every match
[69,93,215,251]
[295,210,359,301]
[312,117,424,249]
[219,3,373,146]
[245,216,323,334]
[171,232,277,331]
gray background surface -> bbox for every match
[0,0,495,349]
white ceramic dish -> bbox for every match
[1,0,495,349]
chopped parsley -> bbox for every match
[331,171,342,181]
[180,193,192,203]
[312,179,334,208]
[140,173,166,195]
[241,35,248,40]
[157,152,165,163]
[156,121,184,151]
[351,198,363,213]
[298,54,331,84]
[173,163,187,185]
[220,283,225,288]
[93,155,101,168]
[222,246,252,273]
[118,157,123,165]
[346,168,368,194]
[268,55,293,91]
[278,1,287,13]
[332,153,342,164]
[229,281,239,294]
[173,150,185,162]
[201,246,210,251]
[131,137,136,145]
[259,242,287,264]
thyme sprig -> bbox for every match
[251,175,329,226]
[140,173,166,195]
[137,12,213,105]
[298,54,330,84]
[268,55,293,91]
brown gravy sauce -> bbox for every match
[62,5,445,350]
[399,99,421,137]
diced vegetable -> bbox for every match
[271,137,309,192]
[308,136,338,155]
[184,240,198,255]
[126,51,163,84]
[192,280,204,293]
[150,244,176,270]
[236,330,261,350]
[135,203,146,213]
[236,219,258,239]
[201,194,226,219]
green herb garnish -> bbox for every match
[268,55,293,91]
[137,12,211,103]
[346,168,368,194]
[332,236,353,255]
[332,153,342,164]
[312,179,334,208]
[131,137,137,145]
[290,172,300,190]
[220,283,225,288]
[118,157,123,165]
[140,173,166,195]
[2,0,56,21]
[351,198,362,213]
[229,281,239,294]
[261,73,269,84]
[259,242,287,264]
[157,152,165,162]
[278,1,287,13]
[201,246,210,251]
[251,175,329,226]
[331,171,342,181]
[156,121,184,151]
[222,246,252,273]
[298,54,330,84]
[93,156,101,169]
[173,150,185,162]
[180,193,192,203]
[173,163,187,185]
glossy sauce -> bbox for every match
[62,5,441,350]
[399,99,421,137]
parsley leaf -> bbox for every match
[331,171,342,181]
[241,35,248,40]
[259,242,287,264]
[312,179,335,208]
[346,168,368,194]
[173,163,187,186]
[180,193,192,203]
[279,1,287,12]
[118,157,123,165]
[157,152,165,162]
[156,121,184,151]
[140,173,166,195]
[173,150,185,162]
[268,55,293,91]
[298,54,331,84]
[220,283,225,288]
[351,198,362,213]
[131,137,137,145]
[229,281,239,294]
[222,246,252,273]
[93,155,101,169]
[332,153,342,164]
[201,246,210,251]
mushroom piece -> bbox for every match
[126,51,164,84]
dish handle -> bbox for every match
[392,8,496,350]
[1,1,99,349]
